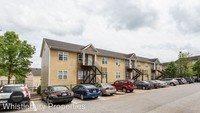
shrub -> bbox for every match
[37,85,41,94]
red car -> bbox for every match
[112,79,137,93]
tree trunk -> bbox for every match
[8,75,11,84]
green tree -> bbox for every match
[165,62,177,78]
[0,31,35,84]
[176,51,193,77]
[193,59,200,77]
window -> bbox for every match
[137,62,141,67]
[78,54,83,63]
[125,60,129,67]
[145,63,148,68]
[58,51,68,61]
[78,70,83,80]
[125,72,129,78]
[58,71,67,80]
[116,72,120,78]
[102,57,107,64]
[102,72,107,78]
[116,59,120,66]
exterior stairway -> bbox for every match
[81,63,104,84]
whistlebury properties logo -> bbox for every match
[1,103,86,111]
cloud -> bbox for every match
[0,0,86,36]
[170,1,200,33]
[0,0,200,68]
[100,0,158,30]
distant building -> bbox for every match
[0,76,16,86]
[25,68,41,89]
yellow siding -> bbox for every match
[41,42,49,90]
[50,50,77,85]
[97,56,125,83]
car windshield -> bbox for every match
[2,86,24,93]
[52,86,69,91]
[84,85,96,89]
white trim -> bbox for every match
[82,44,98,53]
[48,47,50,86]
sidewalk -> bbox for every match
[30,93,41,101]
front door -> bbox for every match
[88,55,93,65]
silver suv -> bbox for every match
[0,84,30,109]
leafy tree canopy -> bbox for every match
[0,31,35,84]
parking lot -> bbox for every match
[2,83,200,113]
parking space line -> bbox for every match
[98,97,107,100]
[31,101,37,111]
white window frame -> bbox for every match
[78,70,83,80]
[116,59,120,66]
[125,60,129,67]
[137,62,141,67]
[102,71,107,78]
[102,57,107,64]
[116,72,120,78]
[58,51,68,61]
[58,71,67,80]
[78,54,83,63]
[145,63,148,68]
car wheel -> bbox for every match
[122,88,127,93]
[95,96,98,99]
[80,94,84,100]
[129,90,133,92]
[142,86,146,90]
[170,83,175,86]
[68,100,73,103]
[110,94,113,96]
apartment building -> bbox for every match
[40,38,163,89]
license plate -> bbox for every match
[0,100,7,103]
[93,90,96,92]
[62,93,67,96]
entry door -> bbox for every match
[88,55,93,65]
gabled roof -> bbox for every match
[31,68,41,76]
[41,38,159,63]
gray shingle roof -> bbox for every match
[31,68,41,76]
[43,38,156,63]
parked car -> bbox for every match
[95,83,116,96]
[72,84,100,100]
[41,85,74,105]
[135,81,152,90]
[192,76,200,82]
[154,80,168,88]
[175,78,187,84]
[112,79,136,93]
[148,80,160,89]
[184,77,195,84]
[0,84,30,108]
[160,78,179,86]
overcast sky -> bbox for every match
[0,0,200,68]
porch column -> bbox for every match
[134,60,137,68]
[83,52,85,65]
[130,72,133,79]
[94,54,97,66]
[129,59,132,68]
[153,63,155,70]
